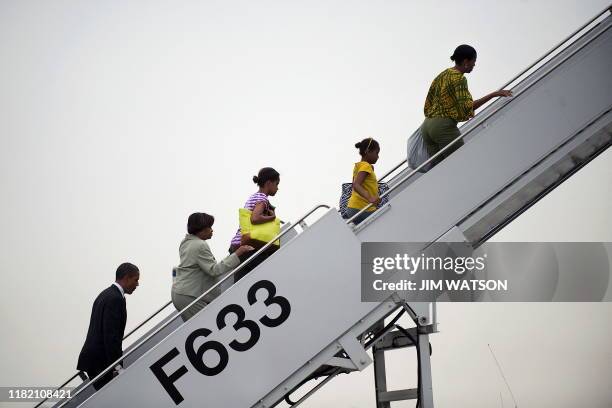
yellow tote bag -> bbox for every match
[239,208,281,246]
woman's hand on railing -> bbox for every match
[474,89,514,110]
[235,245,255,257]
[368,196,381,205]
[494,89,513,98]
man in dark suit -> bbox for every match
[77,262,140,390]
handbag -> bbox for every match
[407,127,432,172]
[239,208,281,246]
[339,182,390,218]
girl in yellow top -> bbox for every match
[422,44,513,167]
[345,137,381,225]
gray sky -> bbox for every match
[1,1,611,407]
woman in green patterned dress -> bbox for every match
[421,44,513,167]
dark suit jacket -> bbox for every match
[77,285,127,374]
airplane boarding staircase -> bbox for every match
[39,7,612,408]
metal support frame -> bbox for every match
[325,333,372,372]
[253,301,399,408]
[266,301,435,408]
[417,333,434,407]
[337,334,373,371]
[372,322,391,408]
[372,323,435,408]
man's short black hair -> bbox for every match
[116,262,139,280]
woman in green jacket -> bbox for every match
[172,212,253,320]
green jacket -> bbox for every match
[172,234,240,300]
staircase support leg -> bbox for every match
[372,322,391,408]
[418,333,434,408]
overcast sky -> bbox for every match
[1,1,611,407]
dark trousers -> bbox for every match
[229,243,278,281]
[86,365,114,391]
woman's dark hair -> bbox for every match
[253,167,280,187]
[187,212,214,235]
[450,44,477,64]
[355,137,380,156]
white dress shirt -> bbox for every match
[113,282,125,298]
